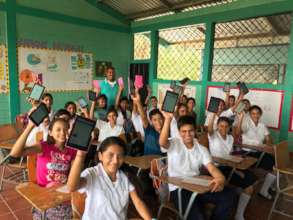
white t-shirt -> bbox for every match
[117,110,131,127]
[241,116,270,146]
[131,112,145,140]
[233,112,249,127]
[26,124,48,146]
[161,138,212,191]
[96,120,124,142]
[204,108,234,130]
[80,163,135,220]
[170,117,180,139]
[208,132,234,158]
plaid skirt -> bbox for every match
[32,203,72,220]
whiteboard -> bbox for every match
[157,83,196,108]
[18,47,92,92]
[206,86,284,129]
[0,45,8,93]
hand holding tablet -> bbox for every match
[162,91,179,113]
[29,84,45,101]
[29,103,49,126]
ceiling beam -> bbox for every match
[266,16,289,35]
[127,0,219,19]
[159,0,173,9]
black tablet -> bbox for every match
[237,82,249,95]
[88,91,97,101]
[170,80,176,90]
[29,103,49,126]
[223,83,231,93]
[29,84,45,101]
[77,97,88,108]
[162,91,179,113]
[173,85,184,97]
[207,97,221,113]
[66,116,96,152]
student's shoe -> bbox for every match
[258,191,272,200]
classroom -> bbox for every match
[0,0,293,219]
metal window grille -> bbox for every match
[212,13,292,84]
[157,24,205,81]
[134,32,151,60]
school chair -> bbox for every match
[71,191,86,220]
[198,132,209,149]
[0,123,27,191]
[150,157,181,220]
[268,141,293,220]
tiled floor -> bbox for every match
[0,166,292,220]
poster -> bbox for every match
[0,45,7,93]
[95,61,112,77]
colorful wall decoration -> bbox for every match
[0,45,8,93]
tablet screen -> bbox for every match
[207,97,221,113]
[78,97,88,108]
[29,84,45,101]
[88,91,97,101]
[29,103,49,126]
[67,116,96,151]
[162,91,179,113]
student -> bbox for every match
[99,67,119,107]
[170,103,188,138]
[64,101,77,118]
[131,101,145,141]
[236,105,275,200]
[10,116,76,219]
[179,94,188,104]
[95,107,124,143]
[131,91,163,155]
[227,95,236,109]
[41,93,54,120]
[208,115,256,220]
[186,97,197,126]
[67,136,152,220]
[159,114,236,220]
[147,96,158,122]
[26,116,50,146]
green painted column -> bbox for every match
[149,30,159,85]
[279,13,293,144]
[6,0,19,122]
[199,22,215,124]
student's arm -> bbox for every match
[230,92,244,113]
[67,150,87,192]
[115,85,124,109]
[10,121,41,157]
[206,162,225,192]
[81,107,89,118]
[234,111,245,137]
[224,91,230,108]
[207,113,216,136]
[130,190,152,220]
[131,90,149,129]
[89,101,96,120]
[144,86,151,106]
[159,112,173,150]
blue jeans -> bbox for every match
[170,187,237,220]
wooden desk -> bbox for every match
[16,182,71,220]
[212,156,257,170]
[159,175,212,220]
[124,155,161,175]
[235,143,274,154]
[0,139,16,150]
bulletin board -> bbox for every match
[289,97,293,132]
[157,83,196,107]
[0,45,8,93]
[18,47,93,92]
[206,86,284,129]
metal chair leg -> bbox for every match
[0,165,6,191]
[267,191,280,220]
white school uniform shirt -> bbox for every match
[241,116,270,147]
[131,112,145,140]
[80,163,135,220]
[233,112,249,127]
[204,108,234,130]
[25,123,48,146]
[161,138,212,191]
[96,120,124,142]
[208,131,234,158]
[170,117,180,139]
[117,110,131,127]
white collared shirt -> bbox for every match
[170,117,180,139]
[26,123,48,146]
[80,163,134,220]
[131,112,145,140]
[208,131,234,158]
[241,116,270,146]
[161,138,212,191]
[204,108,234,130]
[96,120,124,142]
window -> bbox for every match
[133,32,151,60]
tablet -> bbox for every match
[207,97,221,113]
[77,97,88,108]
[66,116,96,151]
[173,85,184,97]
[29,84,45,101]
[223,83,231,93]
[237,82,249,95]
[134,75,143,89]
[29,103,49,126]
[88,91,97,101]
[162,91,179,113]
[170,80,176,90]
[235,102,245,114]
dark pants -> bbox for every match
[246,151,275,171]
[170,187,237,220]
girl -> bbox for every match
[10,113,76,219]
[186,97,197,123]
[208,114,257,220]
[170,103,188,138]
[41,93,54,120]
[67,136,152,220]
[64,101,77,118]
[236,105,275,200]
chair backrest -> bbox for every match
[150,157,167,189]
[198,132,209,149]
[0,124,19,141]
[71,192,86,219]
[274,141,289,170]
[118,133,127,143]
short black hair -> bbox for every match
[217,116,231,126]
[229,95,236,101]
[54,109,71,119]
[150,96,157,101]
[249,105,263,115]
[107,107,118,117]
[119,97,129,104]
[177,115,196,130]
[64,101,76,109]
[187,97,196,104]
[99,136,126,155]
[149,109,163,120]
[42,93,53,101]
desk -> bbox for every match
[0,139,16,150]
[124,155,161,176]
[16,182,71,220]
[159,175,212,220]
